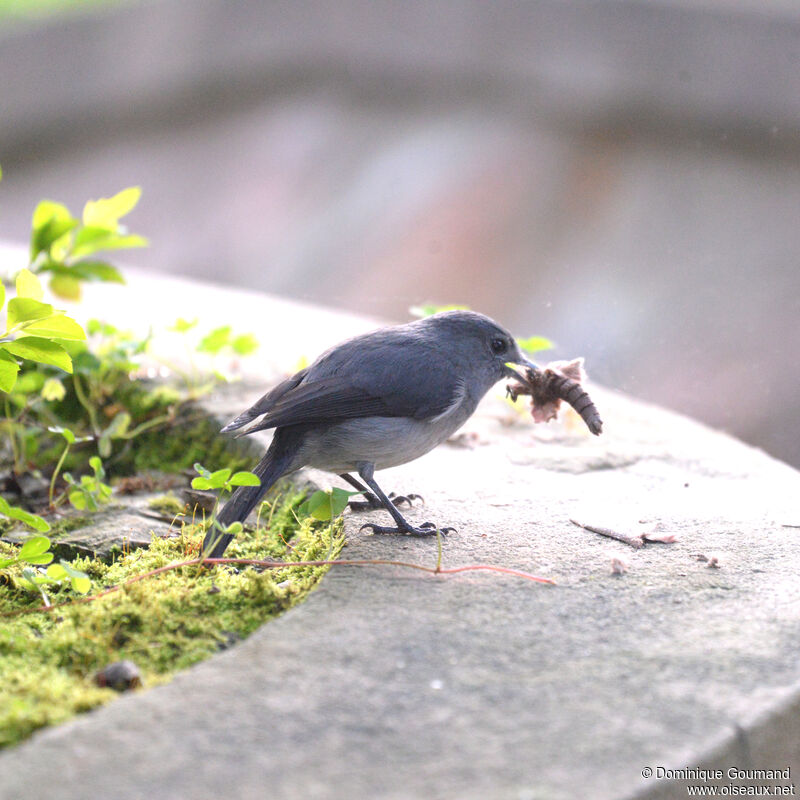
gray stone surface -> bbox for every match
[1,377,799,799]
[1,506,173,560]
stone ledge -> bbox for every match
[1,267,799,799]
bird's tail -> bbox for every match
[202,428,302,558]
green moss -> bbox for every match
[0,494,343,749]
[124,405,255,475]
[147,493,186,516]
[46,514,91,540]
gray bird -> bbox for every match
[202,310,538,557]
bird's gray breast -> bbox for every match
[297,399,475,474]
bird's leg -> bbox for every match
[355,462,454,537]
[339,473,378,506]
[340,472,423,511]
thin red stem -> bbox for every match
[1,555,555,617]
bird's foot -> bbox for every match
[348,491,424,512]
[360,520,456,537]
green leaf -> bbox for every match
[193,463,211,479]
[15,269,43,300]
[48,274,82,301]
[231,333,259,356]
[5,506,50,532]
[0,351,20,392]
[223,521,243,536]
[11,372,44,396]
[2,337,72,373]
[302,488,359,521]
[46,563,67,580]
[82,186,141,228]
[306,490,334,521]
[69,226,111,257]
[105,411,131,439]
[70,575,91,594]
[52,560,92,594]
[24,552,54,565]
[41,378,66,401]
[208,468,232,489]
[69,261,125,283]
[71,231,147,260]
[6,297,54,330]
[20,567,39,589]
[0,557,15,569]
[59,560,89,580]
[22,314,86,341]
[68,489,87,510]
[169,318,197,333]
[516,336,554,355]
[30,201,78,261]
[329,487,360,517]
[89,455,105,479]
[228,471,261,487]
[18,535,51,559]
[191,477,213,491]
[197,326,232,355]
[98,412,129,457]
[32,200,71,233]
[48,425,76,444]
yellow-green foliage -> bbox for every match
[0,494,343,748]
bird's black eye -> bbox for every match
[491,337,507,355]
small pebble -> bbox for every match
[610,558,627,576]
[95,660,142,691]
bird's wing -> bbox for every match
[220,368,309,433]
[231,343,462,436]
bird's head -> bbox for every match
[419,310,539,389]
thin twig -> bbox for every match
[1,555,555,617]
[570,518,644,549]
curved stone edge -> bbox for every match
[625,679,800,799]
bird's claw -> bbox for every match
[349,491,424,512]
[388,492,425,508]
[359,521,455,537]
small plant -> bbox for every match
[297,487,360,521]
[167,318,259,394]
[27,186,146,300]
[47,426,92,507]
[0,534,90,606]
[62,456,112,511]
[0,495,49,533]
[0,268,86,394]
[0,535,52,571]
[191,462,261,553]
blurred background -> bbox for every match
[0,0,798,467]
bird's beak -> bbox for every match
[504,356,539,380]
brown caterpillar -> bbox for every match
[506,358,603,436]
